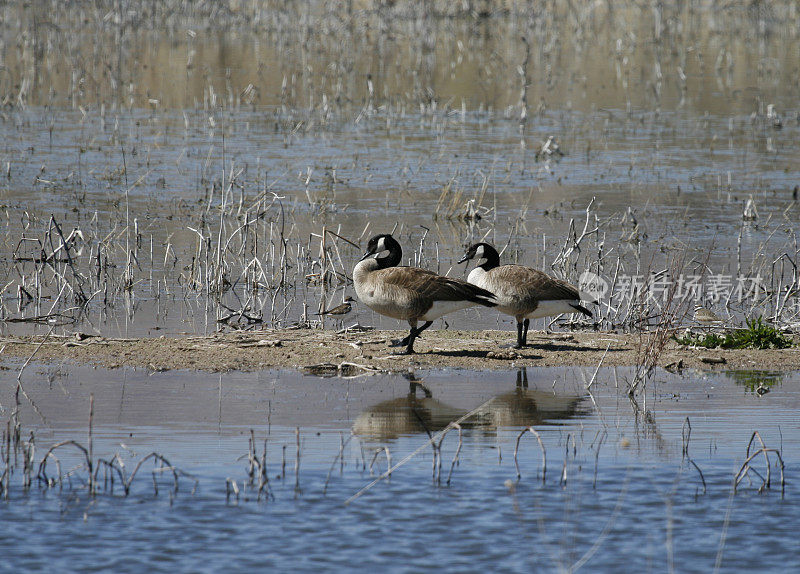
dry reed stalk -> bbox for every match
[560,433,577,486]
[226,477,240,503]
[514,426,546,483]
[445,424,463,485]
[323,433,352,495]
[368,446,392,478]
[734,431,785,495]
[294,427,300,495]
[681,417,691,459]
[432,423,462,485]
[592,429,607,489]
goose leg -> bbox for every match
[392,321,433,349]
[404,328,418,354]
[405,321,433,354]
[415,321,433,337]
[514,321,525,349]
[400,321,433,355]
[522,319,530,346]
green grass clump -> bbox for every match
[674,317,793,350]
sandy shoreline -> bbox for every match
[0,329,797,373]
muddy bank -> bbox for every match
[0,329,797,373]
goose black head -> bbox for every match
[458,242,500,269]
[360,234,402,267]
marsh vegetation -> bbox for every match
[0,1,799,570]
[0,0,797,342]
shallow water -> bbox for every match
[1,364,799,572]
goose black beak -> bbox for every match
[359,249,376,262]
[457,253,470,264]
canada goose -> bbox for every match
[458,242,593,348]
[354,234,498,354]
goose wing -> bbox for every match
[378,266,496,304]
[495,265,581,303]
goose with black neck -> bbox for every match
[459,242,593,349]
[354,234,498,354]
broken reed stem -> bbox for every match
[747,431,770,485]
[2,421,11,499]
[734,431,785,495]
[681,417,691,459]
[514,426,546,483]
[323,433,352,495]
[88,394,94,494]
[561,433,577,486]
[243,429,271,500]
[294,427,300,494]
[432,423,462,485]
[680,416,707,494]
[259,437,270,501]
[445,424,463,486]
[226,477,240,502]
[585,343,611,389]
[368,446,391,478]
[689,460,707,495]
[37,440,92,488]
[592,430,607,489]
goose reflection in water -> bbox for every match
[352,369,586,441]
[351,375,463,440]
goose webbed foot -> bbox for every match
[390,336,410,348]
[391,347,416,355]
[390,340,416,355]
[389,332,415,351]
[391,322,432,349]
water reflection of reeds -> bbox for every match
[1,2,798,113]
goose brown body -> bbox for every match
[469,264,584,320]
[354,234,497,353]
[459,242,593,348]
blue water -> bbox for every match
[1,365,798,572]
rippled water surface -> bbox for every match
[1,365,799,572]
